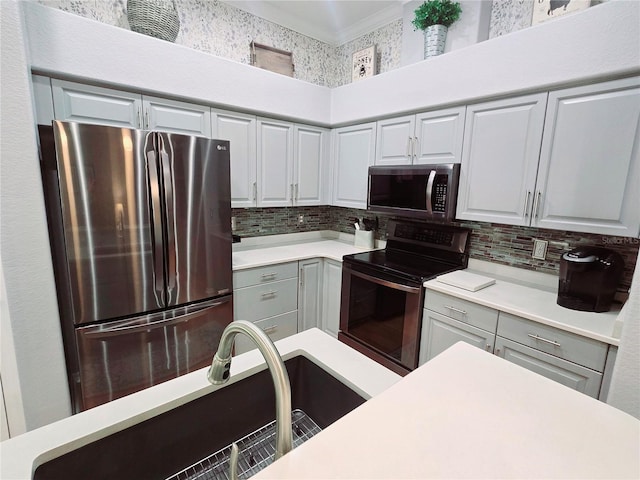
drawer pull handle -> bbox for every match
[263,325,278,334]
[261,273,277,279]
[528,333,561,347]
[486,344,491,351]
[444,305,467,315]
[260,290,277,298]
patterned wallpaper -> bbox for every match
[35,0,557,88]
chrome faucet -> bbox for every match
[207,320,293,471]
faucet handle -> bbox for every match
[229,442,240,480]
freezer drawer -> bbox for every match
[75,296,232,411]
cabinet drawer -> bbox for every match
[497,313,607,372]
[234,277,298,321]
[234,311,298,355]
[495,337,602,398]
[424,291,498,333]
[233,262,298,289]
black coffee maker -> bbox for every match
[557,246,624,312]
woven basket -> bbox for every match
[127,0,180,42]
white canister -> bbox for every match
[354,230,375,249]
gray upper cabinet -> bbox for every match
[52,79,142,129]
[332,122,376,208]
[294,125,330,206]
[456,93,548,226]
[375,107,465,165]
[257,117,295,207]
[51,79,211,137]
[212,108,257,208]
[533,77,640,237]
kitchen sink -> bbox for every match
[34,355,366,480]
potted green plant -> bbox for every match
[412,0,462,59]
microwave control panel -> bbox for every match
[433,174,448,213]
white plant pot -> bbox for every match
[424,25,448,58]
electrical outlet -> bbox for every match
[532,239,548,260]
[298,214,304,224]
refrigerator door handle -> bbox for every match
[158,134,178,304]
[146,144,166,306]
[84,298,232,338]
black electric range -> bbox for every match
[339,219,471,376]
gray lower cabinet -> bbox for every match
[298,258,323,332]
[421,290,611,398]
[321,259,342,338]
[494,337,602,398]
[233,262,299,354]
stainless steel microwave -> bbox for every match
[367,164,460,221]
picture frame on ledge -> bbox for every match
[352,45,377,83]
[531,0,591,25]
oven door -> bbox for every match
[339,262,424,375]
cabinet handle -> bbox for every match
[145,109,149,129]
[300,268,304,287]
[137,107,142,128]
[444,305,467,315]
[262,325,278,334]
[406,136,412,158]
[532,191,542,219]
[294,183,298,200]
[495,348,501,355]
[290,183,294,205]
[527,333,561,347]
[260,290,277,298]
[261,272,277,280]
[253,182,257,203]
[524,191,531,218]
[486,344,492,351]
[413,136,418,161]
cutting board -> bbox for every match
[436,271,496,292]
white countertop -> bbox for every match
[254,342,640,480]
[0,329,400,479]
[232,231,377,270]
[425,268,621,345]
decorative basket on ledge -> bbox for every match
[127,0,180,43]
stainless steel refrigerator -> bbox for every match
[39,121,233,412]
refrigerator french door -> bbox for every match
[40,121,233,412]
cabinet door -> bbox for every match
[456,94,547,225]
[298,258,323,332]
[419,310,495,366]
[495,337,602,398]
[321,259,343,338]
[51,79,142,128]
[142,96,211,137]
[257,118,294,207]
[534,78,640,237]
[332,122,376,208]
[294,125,328,206]
[375,115,415,165]
[414,106,465,165]
[212,109,257,208]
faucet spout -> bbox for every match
[207,320,293,460]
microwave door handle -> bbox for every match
[146,144,165,306]
[425,170,436,215]
[350,269,421,294]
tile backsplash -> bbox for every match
[233,205,638,292]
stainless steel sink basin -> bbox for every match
[34,355,366,480]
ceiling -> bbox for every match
[223,1,405,46]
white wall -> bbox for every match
[332,0,640,125]
[0,0,72,433]
[607,260,640,419]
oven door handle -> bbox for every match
[350,269,421,294]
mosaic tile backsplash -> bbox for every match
[233,206,638,292]
[36,0,582,88]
